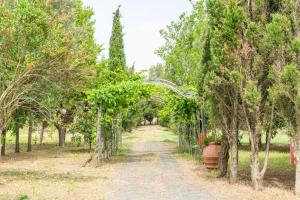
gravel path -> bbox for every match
[103,126,223,200]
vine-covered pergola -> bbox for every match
[145,79,207,144]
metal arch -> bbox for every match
[145,78,207,144]
[145,78,198,100]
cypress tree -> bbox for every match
[108,6,126,71]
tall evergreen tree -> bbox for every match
[108,6,126,71]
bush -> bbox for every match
[203,134,222,146]
[75,136,82,147]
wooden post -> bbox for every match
[97,102,103,166]
[15,119,20,153]
[27,113,33,152]
[199,96,207,145]
[201,95,207,136]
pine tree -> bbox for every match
[108,6,126,71]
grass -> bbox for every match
[238,149,294,189]
[0,128,129,200]
[240,132,290,145]
[173,147,202,162]
[0,145,110,199]
[5,127,62,145]
[239,150,293,172]
[161,131,178,143]
[153,128,178,143]
[115,143,132,156]
[169,128,294,190]
[174,144,294,189]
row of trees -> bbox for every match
[0,1,153,166]
[152,0,300,194]
[0,0,99,157]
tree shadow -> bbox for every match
[1,145,91,163]
[238,168,295,190]
[239,144,289,153]
[107,153,157,164]
[0,169,106,182]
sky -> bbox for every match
[82,0,193,71]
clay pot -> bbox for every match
[203,142,221,169]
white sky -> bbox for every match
[82,0,193,71]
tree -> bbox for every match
[191,0,244,183]
[266,0,300,194]
[108,6,126,72]
[69,101,96,150]
[87,79,151,164]
[156,0,297,190]
[0,0,99,156]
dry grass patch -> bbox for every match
[0,145,111,200]
[173,146,296,200]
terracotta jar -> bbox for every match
[202,142,221,169]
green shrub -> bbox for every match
[203,134,222,146]
[18,195,30,200]
[75,136,82,147]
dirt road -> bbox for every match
[102,125,223,200]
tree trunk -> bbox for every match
[178,123,183,148]
[27,115,33,152]
[229,135,238,183]
[258,134,262,149]
[248,0,253,20]
[15,119,20,153]
[110,129,113,156]
[186,124,190,149]
[110,140,112,157]
[39,121,47,145]
[1,129,6,156]
[105,140,109,159]
[119,126,122,145]
[251,143,263,190]
[111,123,115,153]
[265,132,269,147]
[57,128,61,146]
[218,136,229,177]
[97,102,103,166]
[58,126,65,147]
[13,110,21,153]
[249,127,263,190]
[228,93,239,183]
[63,127,66,144]
[115,126,118,151]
